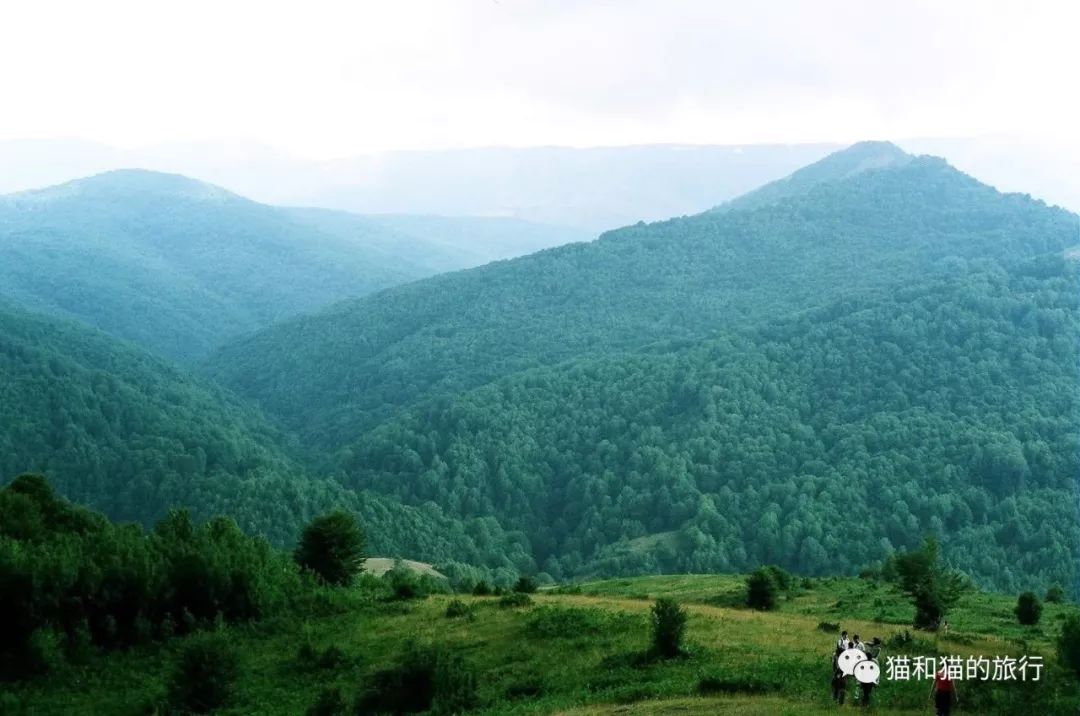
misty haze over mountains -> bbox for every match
[2,135,1077,231]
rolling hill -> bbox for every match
[0,170,588,362]
[203,144,1080,591]
[0,301,532,571]
[204,144,1078,447]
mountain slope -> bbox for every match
[710,140,913,213]
[332,255,1079,590]
[0,171,434,361]
[205,148,1079,448]
[0,302,532,570]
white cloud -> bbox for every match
[1,0,1077,158]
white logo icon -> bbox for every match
[838,648,867,676]
[854,659,881,684]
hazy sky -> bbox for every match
[3,0,1077,159]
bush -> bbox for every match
[816,621,840,633]
[513,575,538,594]
[307,687,349,716]
[526,607,630,638]
[1058,615,1080,679]
[1016,592,1043,625]
[650,598,687,659]
[499,592,533,608]
[1046,585,1067,604]
[746,568,778,610]
[168,633,240,713]
[445,599,473,618]
[356,644,477,715]
[471,581,492,596]
[294,511,365,586]
[763,565,793,591]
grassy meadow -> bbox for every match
[6,573,1077,715]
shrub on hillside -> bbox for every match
[356,644,477,715]
[746,568,778,610]
[513,575,538,594]
[471,581,492,596]
[1046,585,1067,604]
[445,600,473,619]
[307,687,349,716]
[1016,592,1043,625]
[167,633,240,714]
[650,598,687,659]
[1058,615,1080,679]
[499,592,533,608]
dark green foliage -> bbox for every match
[816,621,840,633]
[471,581,492,596]
[513,575,538,594]
[1015,592,1043,625]
[1059,615,1080,679]
[356,644,477,715]
[295,511,365,586]
[649,598,687,658]
[307,688,349,716]
[499,592,533,609]
[746,568,779,611]
[1046,585,1067,604]
[0,476,297,679]
[894,537,971,629]
[167,632,240,714]
[385,564,444,601]
[444,600,472,618]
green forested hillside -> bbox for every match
[709,140,912,213]
[0,171,452,361]
[205,149,1078,449]
[0,303,532,572]
[203,146,1080,591]
[335,257,1080,590]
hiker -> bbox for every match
[831,646,847,704]
[930,667,958,716]
[837,630,849,652]
[859,668,876,710]
[865,637,882,660]
[852,634,866,653]
[942,620,950,636]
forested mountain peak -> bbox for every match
[206,146,1078,451]
[2,168,236,206]
[710,140,914,213]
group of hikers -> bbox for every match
[830,629,959,714]
[831,630,883,708]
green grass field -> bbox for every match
[6,574,1077,715]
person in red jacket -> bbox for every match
[930,668,958,715]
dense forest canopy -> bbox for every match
[335,256,1080,590]
[204,147,1078,450]
[0,304,532,574]
[201,145,1080,592]
[2,143,1077,597]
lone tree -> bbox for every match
[1015,592,1043,626]
[650,598,687,658]
[294,511,365,586]
[746,567,779,611]
[1059,615,1080,679]
[893,536,970,630]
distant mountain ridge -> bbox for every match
[204,147,1078,447]
[0,169,589,361]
